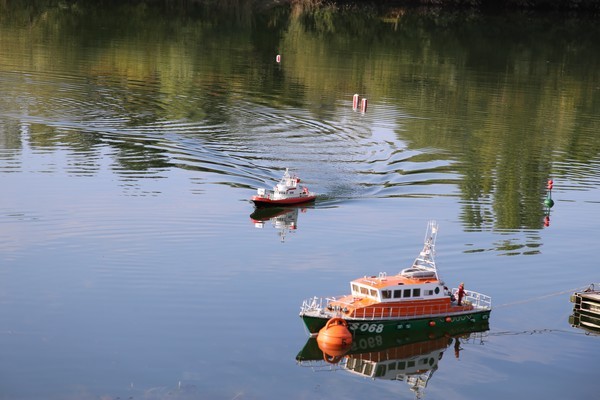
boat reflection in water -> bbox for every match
[250,206,308,242]
[297,321,489,399]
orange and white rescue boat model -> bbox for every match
[300,221,492,336]
[252,168,316,206]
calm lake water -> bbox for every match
[1,2,599,399]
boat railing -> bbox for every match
[458,330,489,345]
[300,296,348,314]
[301,294,492,320]
[452,289,492,310]
[349,302,489,320]
[296,359,343,371]
[300,296,325,314]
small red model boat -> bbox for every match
[251,168,316,206]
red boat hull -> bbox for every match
[252,195,316,206]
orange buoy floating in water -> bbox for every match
[317,317,352,350]
[317,317,352,363]
[352,94,360,110]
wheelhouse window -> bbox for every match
[352,284,359,294]
[413,288,421,297]
[369,289,378,298]
[403,288,411,298]
[360,287,369,295]
[394,289,402,298]
[382,290,391,299]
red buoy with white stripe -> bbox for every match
[352,94,360,109]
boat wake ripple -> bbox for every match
[0,69,457,202]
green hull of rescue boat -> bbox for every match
[301,310,491,336]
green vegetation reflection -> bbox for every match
[1,1,598,232]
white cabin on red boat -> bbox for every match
[252,168,316,205]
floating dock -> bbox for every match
[569,284,600,334]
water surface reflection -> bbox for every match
[250,206,308,243]
[297,323,489,400]
[2,1,599,232]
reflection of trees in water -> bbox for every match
[1,1,599,231]
[285,6,599,232]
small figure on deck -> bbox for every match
[457,282,467,306]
